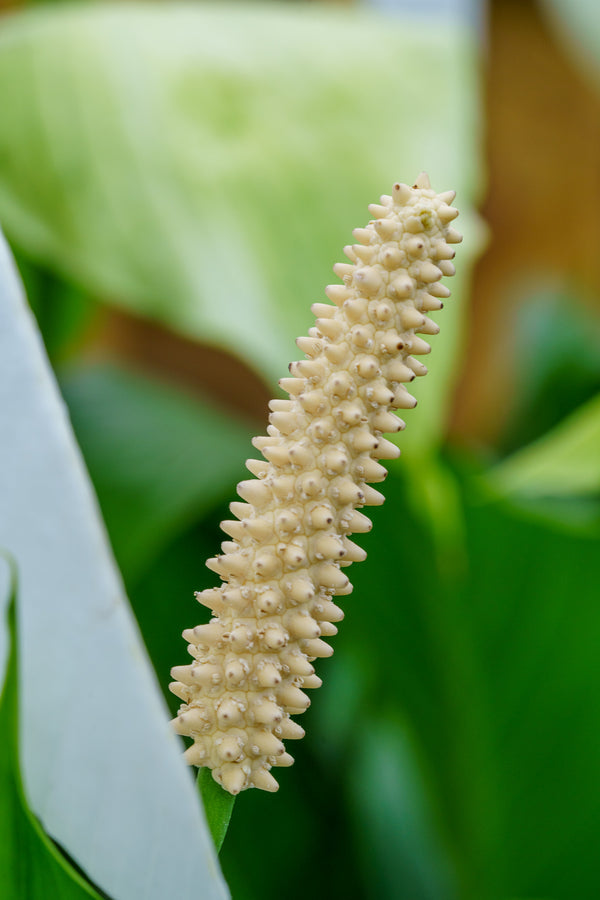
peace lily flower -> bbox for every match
[170,173,461,795]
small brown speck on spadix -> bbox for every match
[169,176,461,795]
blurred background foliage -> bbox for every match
[1,0,600,898]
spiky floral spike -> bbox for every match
[170,176,461,794]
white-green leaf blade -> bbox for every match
[0,229,228,899]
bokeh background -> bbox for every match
[1,0,599,897]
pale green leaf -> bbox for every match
[0,2,484,455]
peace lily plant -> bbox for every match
[3,2,600,892]
[171,173,461,795]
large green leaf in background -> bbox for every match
[0,1,483,454]
[332,467,493,900]
[0,228,228,899]
[60,363,254,584]
[349,713,457,900]
[313,462,600,900]
[457,482,600,900]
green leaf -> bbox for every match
[498,289,600,457]
[197,769,236,855]
[0,2,484,453]
[0,553,103,898]
[348,714,457,900]
[60,363,254,584]
[340,467,497,898]
[488,391,600,499]
[11,251,99,367]
[0,227,229,900]
[456,482,600,899]
[341,461,600,899]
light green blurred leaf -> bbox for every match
[488,391,600,498]
[0,227,229,900]
[0,555,102,898]
[61,363,253,583]
[0,1,483,454]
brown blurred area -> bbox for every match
[96,310,272,429]
[450,0,600,449]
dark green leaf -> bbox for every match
[11,249,99,366]
[61,363,253,584]
[339,465,497,899]
[348,715,458,900]
[455,482,600,899]
[499,290,600,456]
[197,768,236,854]
[488,391,600,500]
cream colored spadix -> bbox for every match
[170,175,461,795]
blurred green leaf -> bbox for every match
[12,251,99,366]
[327,465,498,900]
[499,289,600,457]
[0,1,483,454]
[0,555,103,898]
[458,482,600,899]
[403,451,468,580]
[349,714,458,900]
[0,227,228,900]
[124,516,223,710]
[61,363,253,584]
[345,461,600,899]
[488,391,600,499]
